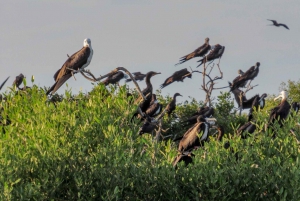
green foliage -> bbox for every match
[279,79,300,102]
[0,84,300,200]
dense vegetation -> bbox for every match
[0,80,300,200]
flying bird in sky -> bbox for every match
[46,38,93,95]
[267,19,289,30]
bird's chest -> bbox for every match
[82,48,93,69]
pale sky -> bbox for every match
[1,1,299,105]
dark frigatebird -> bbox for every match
[165,93,182,117]
[125,72,146,83]
[231,88,267,111]
[236,114,256,139]
[136,94,162,120]
[0,77,10,91]
[138,116,158,135]
[197,44,225,67]
[160,68,192,89]
[267,19,289,30]
[12,74,25,89]
[181,106,214,127]
[268,91,291,129]
[46,38,93,95]
[101,71,128,86]
[131,71,161,121]
[175,37,211,66]
[229,62,260,91]
[172,115,215,168]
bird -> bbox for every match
[175,37,211,66]
[101,71,128,86]
[267,91,291,130]
[291,102,299,115]
[197,44,225,67]
[46,38,93,95]
[231,88,267,112]
[144,94,162,118]
[138,116,158,135]
[160,68,192,89]
[214,125,225,141]
[0,77,10,91]
[181,106,214,127]
[236,114,256,139]
[229,62,260,91]
[125,72,146,83]
[267,19,289,30]
[165,93,182,117]
[12,74,25,89]
[172,115,212,168]
[131,71,161,121]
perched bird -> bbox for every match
[101,71,127,86]
[197,44,225,67]
[236,114,256,139]
[138,116,158,135]
[175,37,211,66]
[267,19,289,30]
[268,91,291,129]
[231,88,267,111]
[291,102,299,115]
[165,93,182,117]
[160,68,192,89]
[125,72,146,82]
[229,62,260,91]
[181,106,214,127]
[46,38,93,95]
[172,116,212,168]
[144,94,162,118]
[0,77,10,91]
[131,71,161,121]
[12,74,25,89]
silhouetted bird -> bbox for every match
[125,72,146,82]
[101,71,127,86]
[165,93,182,117]
[267,19,289,30]
[160,68,192,89]
[197,44,225,67]
[12,74,25,89]
[175,37,211,66]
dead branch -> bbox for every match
[244,84,259,95]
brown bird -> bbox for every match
[0,77,10,91]
[160,68,192,89]
[236,114,256,139]
[172,116,211,167]
[267,19,289,30]
[175,37,211,66]
[268,91,291,130]
[182,106,214,127]
[229,62,260,91]
[46,38,93,95]
[125,72,146,82]
[165,93,182,117]
[12,74,25,89]
[101,71,127,86]
[197,44,225,67]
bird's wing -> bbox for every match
[279,24,289,30]
[0,76,9,91]
[267,19,276,24]
[50,73,73,95]
[55,47,90,82]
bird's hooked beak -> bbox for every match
[274,93,282,101]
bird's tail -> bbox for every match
[196,59,204,67]
[0,76,10,91]
[160,83,166,89]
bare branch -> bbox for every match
[244,84,259,94]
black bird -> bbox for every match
[160,68,192,89]
[0,77,10,91]
[197,44,225,67]
[101,71,127,86]
[165,93,182,117]
[138,116,158,135]
[125,72,146,82]
[144,94,162,118]
[131,71,161,121]
[267,19,289,30]
[291,102,299,115]
[46,38,93,95]
[172,116,211,167]
[12,74,25,89]
[182,106,214,127]
[229,62,260,91]
[236,114,256,139]
[231,88,267,111]
[268,91,291,129]
[175,37,211,66]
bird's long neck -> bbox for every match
[145,75,153,92]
